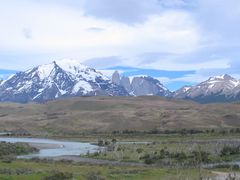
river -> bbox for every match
[0,137,100,158]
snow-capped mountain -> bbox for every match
[0,60,129,103]
[1,62,240,104]
[173,74,240,103]
[112,71,171,97]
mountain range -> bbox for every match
[0,60,128,103]
[0,59,240,103]
[173,74,240,103]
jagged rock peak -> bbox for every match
[111,71,171,97]
[112,71,121,85]
[131,76,171,96]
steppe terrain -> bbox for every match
[0,96,239,135]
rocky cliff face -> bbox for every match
[112,71,171,97]
[112,71,121,85]
[131,76,171,96]
[120,76,131,93]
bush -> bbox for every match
[136,148,143,154]
[1,155,15,163]
[42,171,73,180]
[111,139,117,144]
[220,146,240,156]
[191,150,210,163]
[98,140,104,146]
[232,164,240,171]
[93,152,100,157]
[104,141,110,146]
[0,142,39,159]
[213,164,240,171]
[213,164,232,169]
[173,152,187,162]
[86,171,105,180]
[144,158,155,164]
[141,148,210,165]
[0,168,34,175]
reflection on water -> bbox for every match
[0,137,100,158]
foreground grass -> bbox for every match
[1,132,240,179]
[0,160,214,180]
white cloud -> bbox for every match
[132,57,231,71]
[0,0,240,88]
[0,0,200,70]
[99,70,124,78]
[168,74,209,84]
[82,0,161,24]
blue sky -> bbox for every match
[0,69,17,80]
[102,66,195,90]
[0,0,240,90]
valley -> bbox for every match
[0,96,240,179]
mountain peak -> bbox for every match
[36,62,55,80]
[209,74,234,81]
[112,71,120,85]
[220,74,232,79]
[55,59,88,73]
[174,74,240,103]
[0,60,129,103]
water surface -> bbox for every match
[0,137,100,158]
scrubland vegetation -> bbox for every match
[0,159,214,180]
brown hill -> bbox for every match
[0,96,239,135]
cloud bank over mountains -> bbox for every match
[0,0,240,90]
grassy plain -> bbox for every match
[0,160,214,180]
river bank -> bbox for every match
[0,137,100,158]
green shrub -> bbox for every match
[86,171,105,180]
[136,148,143,154]
[42,171,73,180]
[0,142,38,158]
[220,146,240,156]
[232,164,240,171]
[144,158,155,165]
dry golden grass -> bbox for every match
[0,96,240,135]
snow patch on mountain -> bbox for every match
[72,81,93,94]
[173,74,240,103]
[0,60,129,103]
[37,63,55,80]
